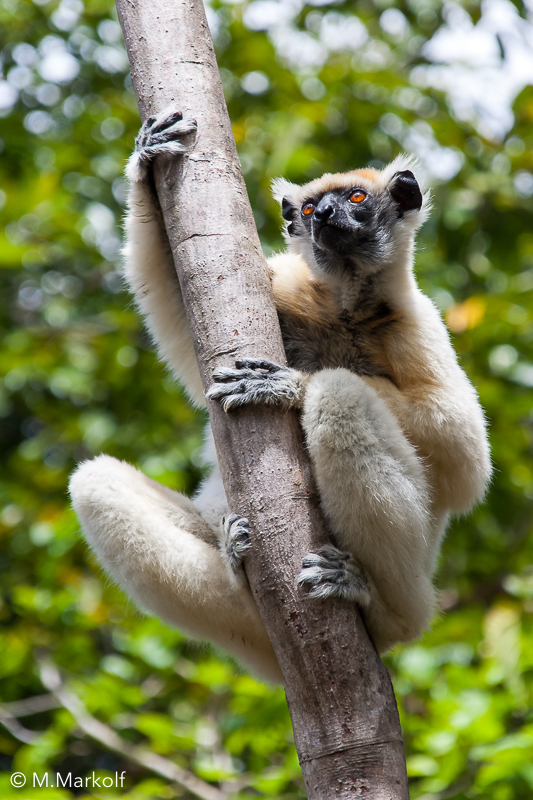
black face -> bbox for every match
[300,187,375,256]
[282,170,422,276]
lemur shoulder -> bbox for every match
[69,108,491,684]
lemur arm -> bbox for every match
[123,113,205,407]
[362,293,491,515]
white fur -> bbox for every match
[123,179,205,407]
[69,455,281,682]
[69,151,491,682]
[70,153,282,681]
[301,368,436,650]
[364,290,491,516]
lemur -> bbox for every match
[69,108,491,684]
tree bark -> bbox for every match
[114,1,410,797]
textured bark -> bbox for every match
[115,1,410,797]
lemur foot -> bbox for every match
[126,106,197,183]
[222,513,251,575]
[207,358,303,412]
[297,545,371,607]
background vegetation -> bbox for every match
[1,0,532,797]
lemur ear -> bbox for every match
[389,170,423,214]
[281,197,296,221]
[271,177,300,236]
[281,197,298,236]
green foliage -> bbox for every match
[0,0,532,797]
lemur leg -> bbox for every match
[123,108,205,406]
[69,456,282,683]
[299,368,438,652]
[207,359,437,649]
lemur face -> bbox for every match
[278,165,424,278]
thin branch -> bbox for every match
[1,694,60,717]
[0,708,40,744]
[38,659,228,800]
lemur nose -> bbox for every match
[314,201,335,222]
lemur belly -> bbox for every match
[277,302,401,379]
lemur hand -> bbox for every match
[126,106,197,183]
[207,358,304,412]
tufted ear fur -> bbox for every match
[272,178,300,237]
[389,170,423,214]
[271,176,299,206]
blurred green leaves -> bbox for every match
[0,0,532,798]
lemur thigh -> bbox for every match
[69,456,281,683]
[123,178,204,407]
[301,369,438,651]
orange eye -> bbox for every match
[349,190,366,204]
[302,203,315,216]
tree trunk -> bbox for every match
[114,1,410,797]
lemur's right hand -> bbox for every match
[207,358,304,413]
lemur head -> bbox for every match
[272,156,429,284]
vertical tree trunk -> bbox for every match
[115,1,410,797]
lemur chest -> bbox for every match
[277,303,399,379]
